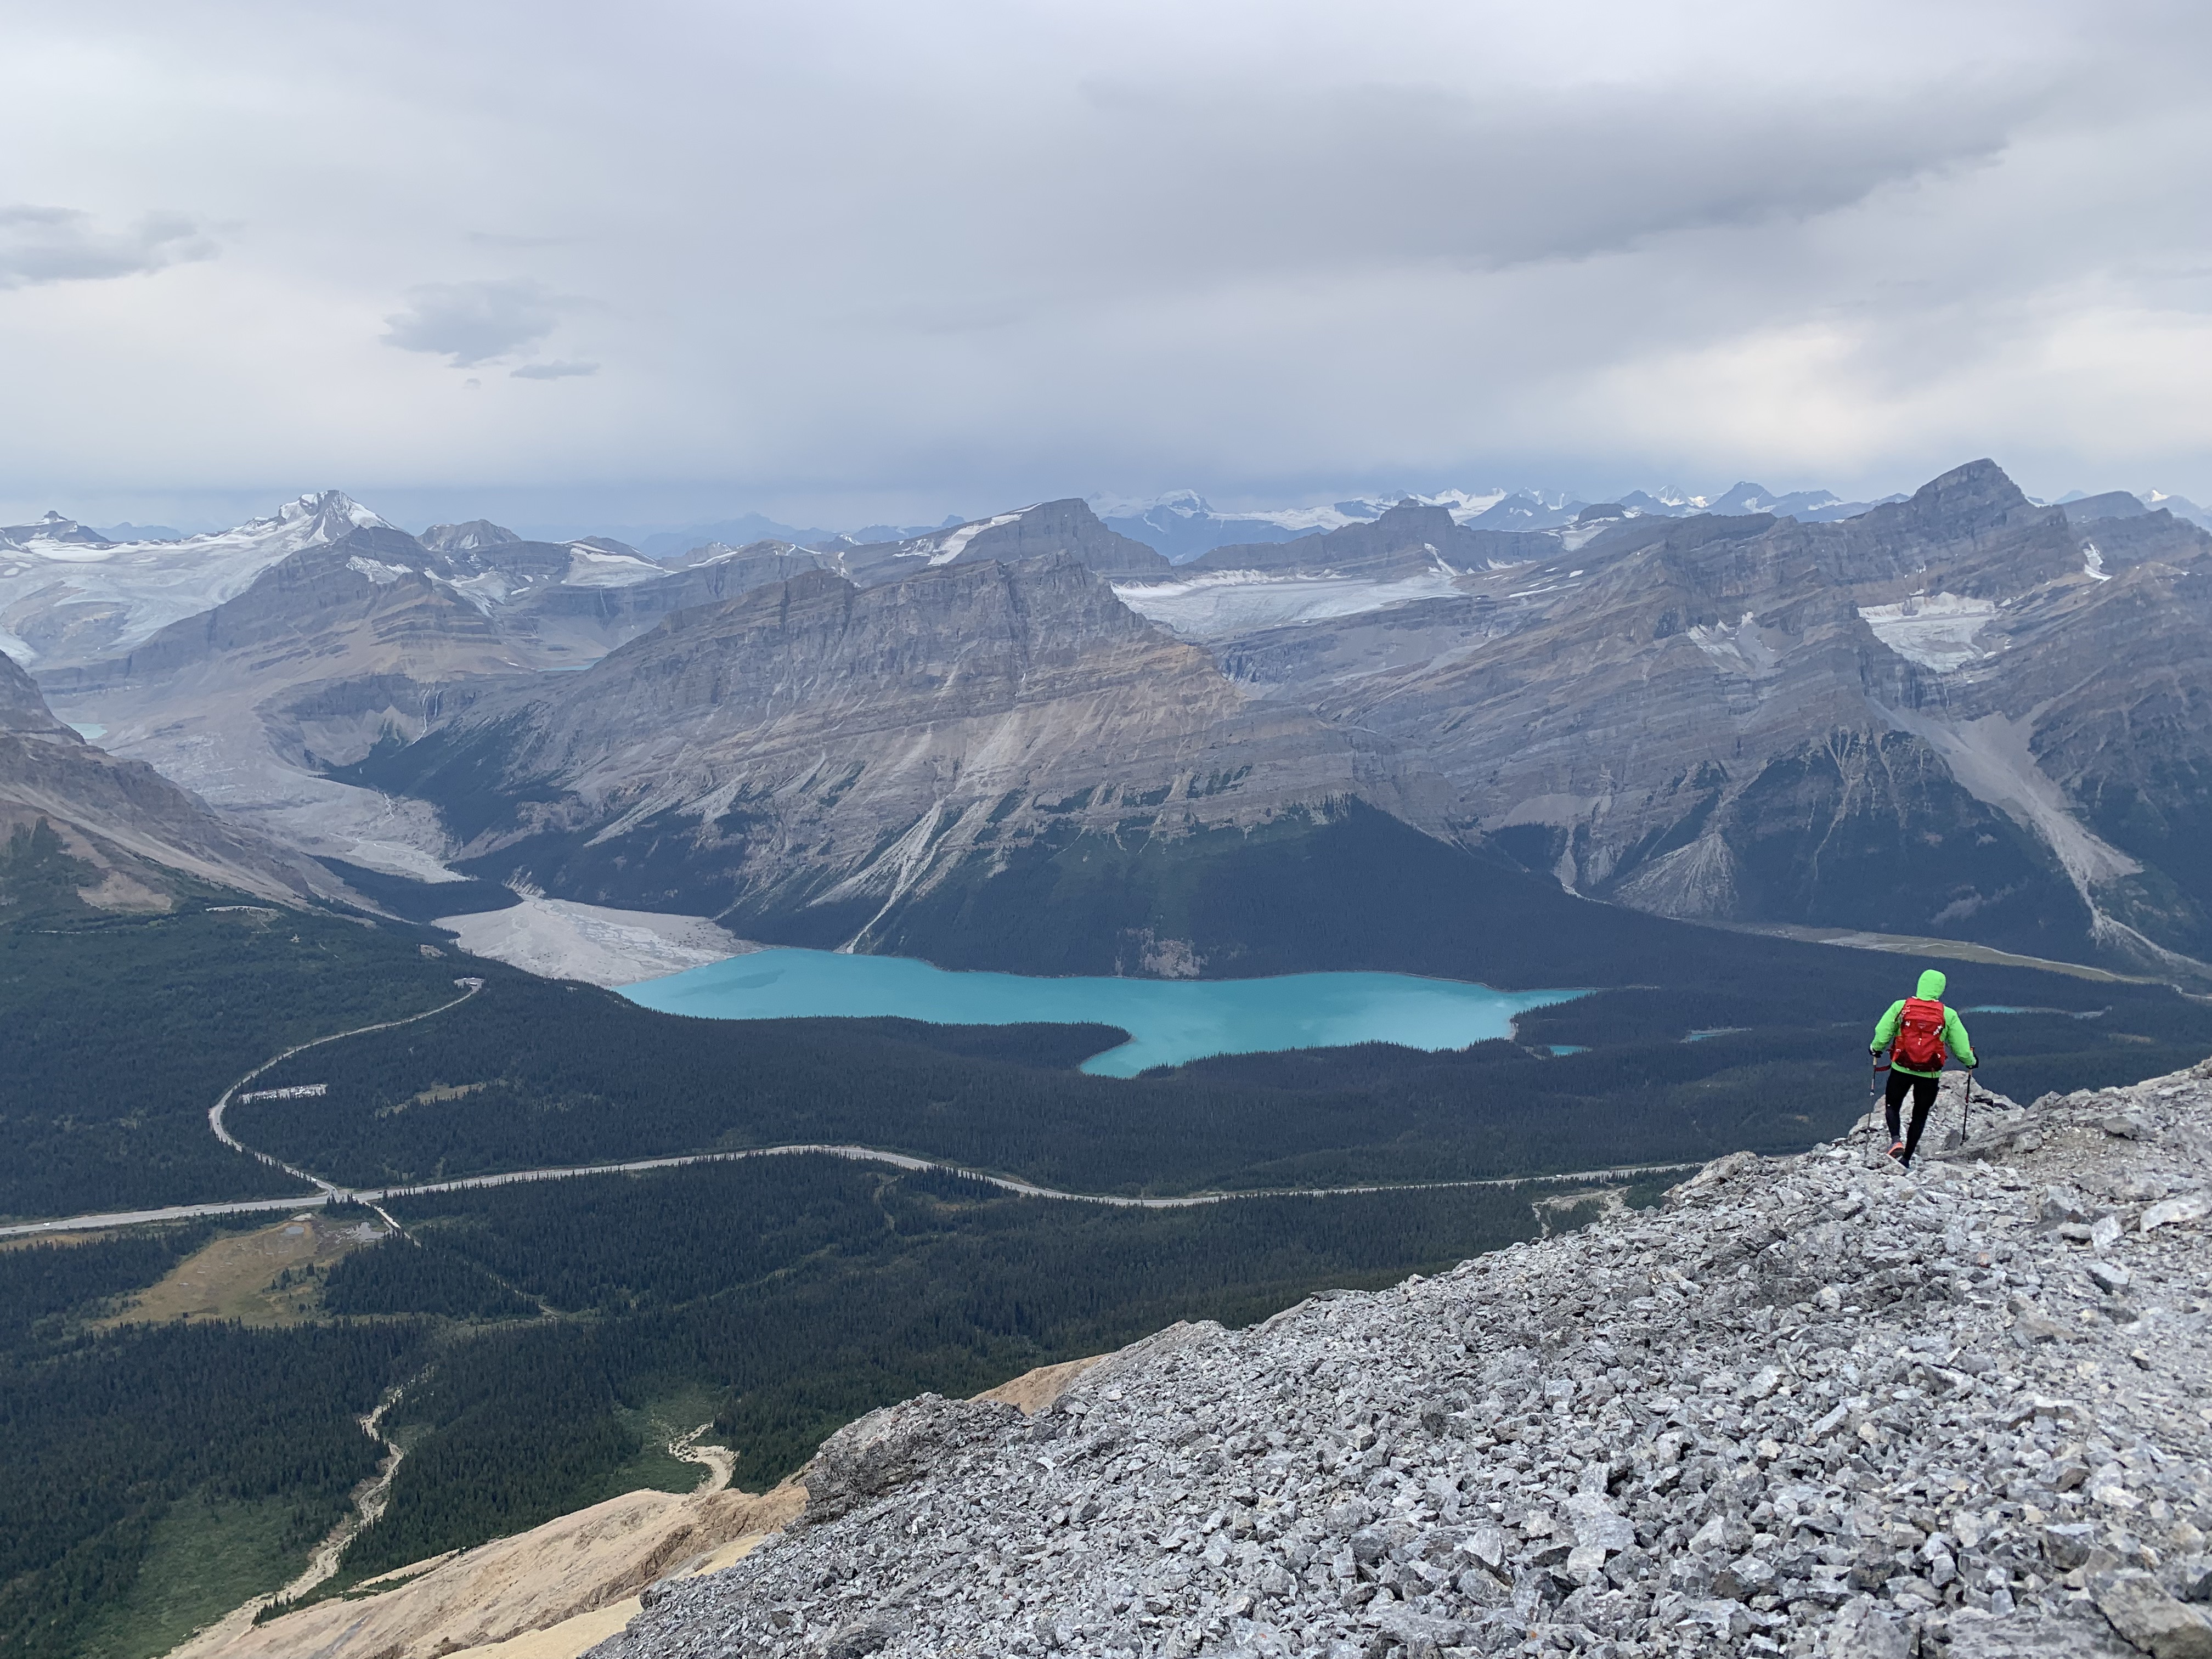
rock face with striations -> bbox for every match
[820,500,1175,586]
[1209,461,2212,975]
[0,647,313,904]
[354,552,1432,967]
[594,1058,2212,1659]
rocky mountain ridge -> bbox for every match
[1209,461,2212,977]
[343,551,1437,965]
[594,1056,2212,1659]
[0,647,313,907]
[1090,483,1920,563]
[20,461,2210,984]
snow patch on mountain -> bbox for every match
[562,545,668,587]
[346,556,411,586]
[1684,613,1784,679]
[1856,594,1999,672]
[907,511,1028,567]
[1111,569,1464,637]
[0,491,398,661]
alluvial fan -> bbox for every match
[592,1059,2212,1658]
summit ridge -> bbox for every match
[595,1060,2212,1659]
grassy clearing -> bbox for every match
[605,1417,713,1501]
[611,1383,740,1498]
[100,1214,387,1329]
[71,1494,302,1659]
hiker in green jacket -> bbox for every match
[1870,968,1978,1168]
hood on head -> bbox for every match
[1917,968,1948,1000]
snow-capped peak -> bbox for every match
[262,490,397,538]
[0,489,404,664]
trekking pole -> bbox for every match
[1869,1056,1887,1145]
[1961,1068,1974,1145]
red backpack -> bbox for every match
[1893,997,1948,1069]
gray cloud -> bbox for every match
[1,0,2208,521]
[382,279,567,367]
[0,205,215,289]
[510,360,599,380]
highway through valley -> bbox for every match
[2,980,1700,1239]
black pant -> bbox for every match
[1884,1069,1940,1163]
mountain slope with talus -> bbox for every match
[0,647,313,907]
[27,496,861,879]
[1209,461,2212,979]
[342,551,1467,973]
[592,1056,2212,1659]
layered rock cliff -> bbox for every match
[352,553,1438,966]
[1210,461,2212,975]
[595,1058,2212,1659]
[0,648,312,905]
[821,500,1173,586]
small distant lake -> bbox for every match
[619,949,1584,1077]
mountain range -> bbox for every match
[7,459,2209,984]
[1090,483,1920,561]
[1199,462,2211,975]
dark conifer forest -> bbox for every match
[8,836,2211,1658]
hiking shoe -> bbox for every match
[1886,1140,1906,1162]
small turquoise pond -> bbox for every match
[620,949,1583,1078]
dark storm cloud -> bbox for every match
[916,77,2028,281]
[1,0,2207,523]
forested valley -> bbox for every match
[229,967,2212,1199]
[9,828,2212,1659]
[1,1161,1598,1659]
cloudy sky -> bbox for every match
[4,0,2207,532]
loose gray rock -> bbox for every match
[592,1059,2212,1659]
[2091,1569,2212,1658]
[799,1393,1020,1525]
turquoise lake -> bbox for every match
[619,949,1583,1077]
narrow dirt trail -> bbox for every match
[166,1373,417,1657]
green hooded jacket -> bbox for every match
[1870,968,1977,1077]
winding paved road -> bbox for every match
[0,979,1700,1239]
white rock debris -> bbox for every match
[595,1060,2212,1659]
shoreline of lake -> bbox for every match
[618,947,1584,1077]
